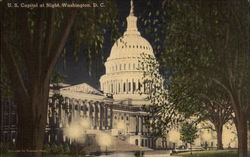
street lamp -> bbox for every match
[79,118,91,129]
[97,133,112,155]
[64,123,83,156]
[65,123,82,141]
[63,118,92,156]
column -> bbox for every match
[114,80,117,94]
[83,103,87,118]
[128,79,131,93]
[120,80,122,93]
[75,100,78,119]
[118,80,120,93]
[132,79,134,94]
[107,81,109,93]
[123,80,125,93]
[141,117,144,135]
[59,99,62,128]
[99,104,103,130]
[103,105,106,130]
[77,100,81,119]
[88,103,94,129]
[143,82,145,93]
[52,99,56,125]
[105,104,108,129]
[110,106,113,129]
[80,101,83,117]
[138,116,142,135]
[72,99,75,120]
[126,79,129,93]
[93,104,97,129]
[110,81,112,93]
[98,103,101,129]
[61,99,65,127]
[86,102,90,118]
[116,80,119,94]
[93,103,97,129]
[102,82,105,92]
[138,80,141,92]
[48,99,52,124]
[136,116,139,135]
[65,98,70,127]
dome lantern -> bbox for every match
[124,0,140,36]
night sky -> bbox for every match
[55,0,164,88]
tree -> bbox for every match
[198,92,233,150]
[180,122,198,155]
[140,3,234,150]
[140,53,232,150]
[51,72,66,90]
[199,99,232,150]
[169,74,233,150]
[144,1,249,156]
[1,1,118,157]
[140,0,249,156]
[140,54,183,145]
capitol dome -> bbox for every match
[100,0,156,104]
[107,34,154,61]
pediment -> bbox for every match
[60,83,103,95]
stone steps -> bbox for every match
[82,129,152,153]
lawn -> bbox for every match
[176,150,238,157]
[0,153,93,157]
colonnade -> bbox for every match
[101,78,146,94]
[47,97,113,130]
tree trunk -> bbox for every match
[215,124,223,150]
[15,82,49,157]
[190,144,192,155]
[236,112,248,157]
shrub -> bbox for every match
[57,144,64,154]
[50,144,58,154]
[8,142,16,150]
[63,144,70,154]
[90,151,102,156]
[49,143,64,154]
[0,143,9,153]
[134,151,144,157]
[43,144,70,154]
[43,144,51,153]
[79,150,86,155]
[70,143,80,155]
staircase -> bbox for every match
[82,129,152,153]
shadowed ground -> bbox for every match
[1,150,250,157]
[176,150,250,157]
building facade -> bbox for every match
[45,0,162,149]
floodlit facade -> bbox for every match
[45,0,164,151]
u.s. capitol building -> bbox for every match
[45,0,167,151]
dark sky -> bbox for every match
[55,0,164,88]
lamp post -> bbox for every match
[97,133,112,155]
[65,124,82,156]
[64,118,91,156]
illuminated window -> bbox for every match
[135,139,138,145]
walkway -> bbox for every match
[99,150,173,157]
